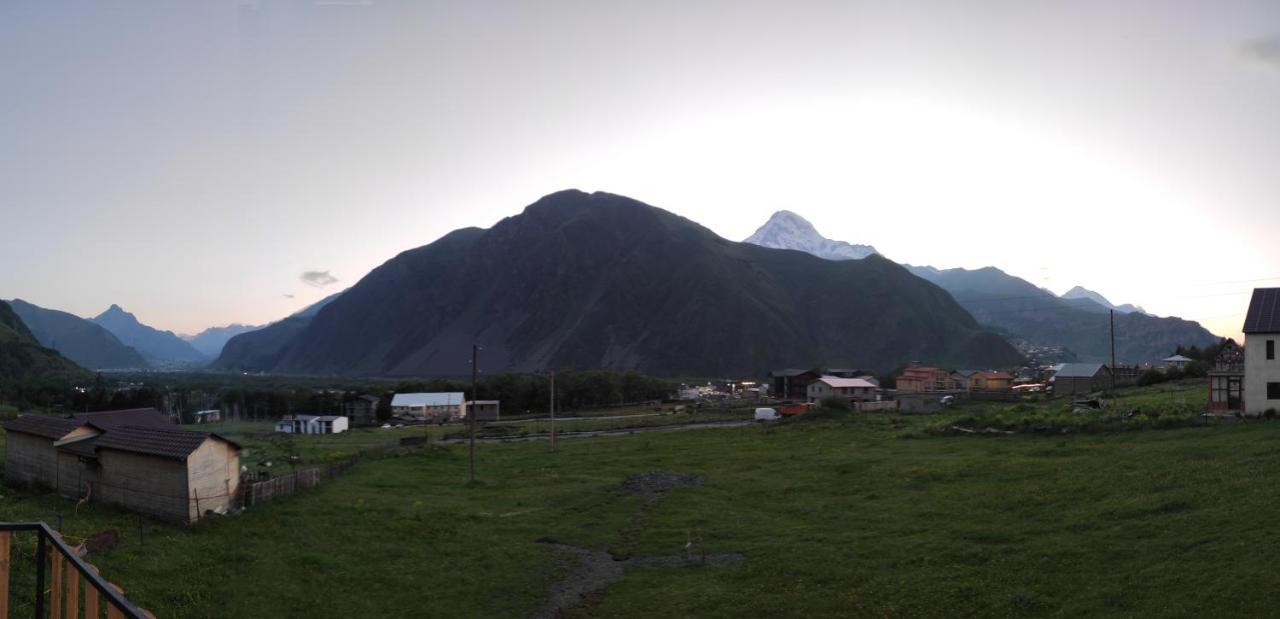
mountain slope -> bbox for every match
[184,324,264,358]
[210,291,346,370]
[907,266,1217,363]
[91,305,207,363]
[216,190,1019,376]
[1061,286,1146,315]
[9,299,148,369]
[0,300,89,389]
[744,211,878,260]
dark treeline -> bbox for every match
[392,370,675,416]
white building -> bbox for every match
[390,393,467,421]
[1162,355,1194,370]
[806,376,878,403]
[1244,288,1280,416]
[275,415,349,434]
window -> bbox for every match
[1270,382,1280,400]
[1269,340,1276,361]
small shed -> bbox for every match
[1051,363,1114,396]
[2,415,100,490]
[93,426,242,523]
[470,401,501,422]
[192,410,222,424]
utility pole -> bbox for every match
[550,370,557,452]
[469,343,479,483]
[1110,309,1117,390]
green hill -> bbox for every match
[0,300,91,394]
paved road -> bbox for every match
[438,419,756,444]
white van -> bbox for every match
[754,407,780,422]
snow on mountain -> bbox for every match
[743,211,878,260]
[1061,286,1148,315]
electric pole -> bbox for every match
[1110,309,1117,390]
[550,370,557,452]
[469,343,479,483]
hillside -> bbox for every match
[906,266,1218,363]
[215,190,1020,376]
[0,300,90,391]
[91,305,207,364]
[9,299,148,369]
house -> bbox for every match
[275,414,349,434]
[192,410,222,424]
[769,369,821,401]
[344,394,382,426]
[896,365,958,393]
[1051,363,1113,396]
[1162,355,1194,370]
[3,412,241,523]
[1208,339,1244,413]
[1244,288,1280,416]
[951,370,979,391]
[391,392,467,421]
[971,371,1014,391]
[470,400,501,421]
[806,376,878,403]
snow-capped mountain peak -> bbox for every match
[743,211,878,260]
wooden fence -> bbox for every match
[241,455,363,508]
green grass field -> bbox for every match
[9,381,1280,617]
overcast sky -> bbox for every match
[3,1,1278,340]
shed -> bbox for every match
[2,415,100,490]
[93,426,242,523]
[1051,363,1114,396]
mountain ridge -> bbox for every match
[744,210,878,260]
[8,299,148,369]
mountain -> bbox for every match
[1061,286,1147,315]
[91,305,207,364]
[0,300,89,389]
[214,190,1020,376]
[184,324,264,358]
[8,299,148,369]
[906,266,1217,364]
[210,290,346,371]
[744,211,878,260]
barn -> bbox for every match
[1051,364,1114,396]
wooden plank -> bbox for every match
[0,531,11,619]
[66,567,79,619]
[85,586,99,619]
[50,549,63,619]
[105,584,125,619]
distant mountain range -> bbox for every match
[744,210,878,260]
[1060,286,1147,315]
[739,210,1217,364]
[91,305,207,364]
[183,324,264,358]
[0,300,88,389]
[214,190,1019,376]
[8,299,147,369]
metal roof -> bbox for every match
[1053,363,1109,378]
[1162,355,1193,362]
[816,377,878,389]
[94,426,239,461]
[2,414,85,440]
[391,393,465,407]
[1243,288,1280,334]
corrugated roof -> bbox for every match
[1053,363,1108,378]
[2,414,84,440]
[1243,288,1280,334]
[816,376,878,389]
[95,425,239,461]
[1162,355,1193,362]
[73,408,174,429]
[391,393,464,407]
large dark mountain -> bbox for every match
[0,300,89,389]
[905,266,1218,364]
[213,291,344,371]
[184,323,264,358]
[214,190,1021,376]
[91,305,207,364]
[8,299,148,369]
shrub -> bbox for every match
[818,395,852,412]
[1267,409,1277,421]
[1137,369,1165,387]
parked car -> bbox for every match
[754,407,780,422]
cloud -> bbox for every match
[1242,35,1280,69]
[300,270,340,288]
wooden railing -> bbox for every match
[0,522,153,619]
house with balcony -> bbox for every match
[1208,339,1244,413]
[1243,288,1280,416]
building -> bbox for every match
[275,415,349,434]
[391,392,466,421]
[470,400,501,421]
[951,370,979,391]
[896,365,958,393]
[806,377,878,403]
[192,410,222,424]
[2,413,240,523]
[344,394,382,426]
[971,371,1014,391]
[1051,363,1114,396]
[1162,355,1194,370]
[826,368,866,379]
[1208,339,1244,413]
[1244,288,1280,416]
[769,369,821,401]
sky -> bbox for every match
[2,1,1278,341]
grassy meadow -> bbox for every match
[6,381,1280,616]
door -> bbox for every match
[1228,376,1243,410]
